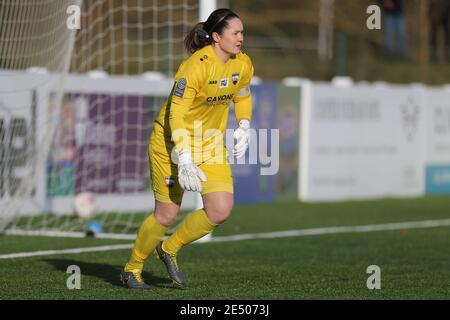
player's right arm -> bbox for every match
[169,60,205,153]
[169,59,207,192]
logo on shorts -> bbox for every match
[174,78,187,97]
[165,176,175,188]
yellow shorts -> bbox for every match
[148,131,234,204]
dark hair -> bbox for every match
[184,8,240,54]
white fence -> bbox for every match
[0,72,198,215]
[2,72,450,216]
[298,80,450,201]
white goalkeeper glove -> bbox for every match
[177,151,207,193]
[233,119,250,158]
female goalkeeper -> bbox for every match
[120,8,254,289]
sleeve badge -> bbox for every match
[174,78,187,97]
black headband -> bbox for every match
[206,13,231,35]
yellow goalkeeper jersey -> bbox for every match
[152,44,254,163]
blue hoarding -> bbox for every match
[227,83,277,204]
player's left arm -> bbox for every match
[233,55,254,124]
[232,55,254,158]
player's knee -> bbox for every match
[154,202,180,227]
[154,210,178,227]
[206,202,233,225]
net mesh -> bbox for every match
[0,0,79,232]
[1,0,200,237]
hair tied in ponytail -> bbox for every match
[197,28,210,41]
[184,9,239,53]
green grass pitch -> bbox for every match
[1,195,450,300]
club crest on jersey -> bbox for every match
[232,73,239,85]
[165,176,175,188]
[220,78,228,88]
[174,78,187,97]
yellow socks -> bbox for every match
[125,210,217,272]
[162,209,217,256]
[124,213,168,273]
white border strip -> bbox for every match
[2,218,450,259]
[5,229,137,240]
[0,244,133,259]
[299,80,312,201]
[210,218,450,242]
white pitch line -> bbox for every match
[209,218,450,242]
[2,218,450,259]
[0,244,134,259]
[5,229,137,240]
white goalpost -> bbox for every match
[1,0,217,238]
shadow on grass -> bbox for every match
[44,258,177,289]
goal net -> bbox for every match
[0,0,79,232]
[1,0,205,238]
